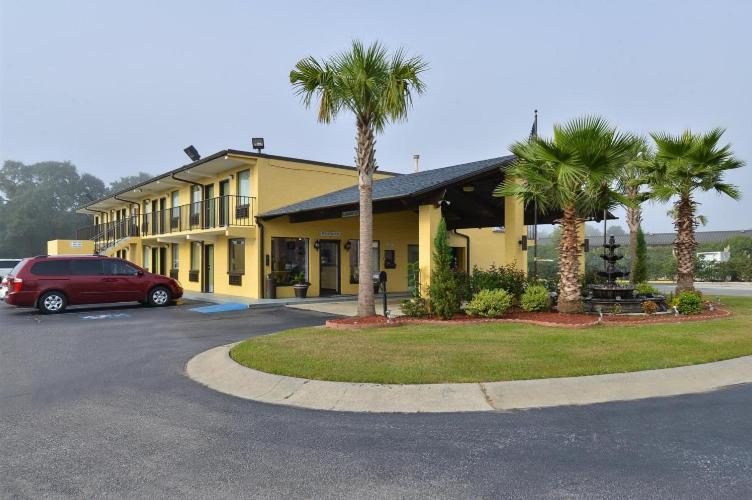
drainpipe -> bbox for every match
[453,229,471,273]
[256,216,265,298]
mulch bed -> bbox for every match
[325,306,731,330]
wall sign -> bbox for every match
[341,210,359,218]
[320,231,342,237]
[70,241,83,248]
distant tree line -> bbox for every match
[0,160,151,257]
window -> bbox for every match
[190,242,201,271]
[105,260,139,276]
[0,259,21,268]
[348,240,379,284]
[171,244,179,270]
[171,191,180,208]
[143,246,151,270]
[228,239,245,275]
[190,186,201,224]
[271,237,308,286]
[30,260,70,276]
[69,259,103,276]
[237,170,250,198]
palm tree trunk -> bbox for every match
[557,204,582,313]
[674,194,696,292]
[626,187,641,284]
[356,119,376,317]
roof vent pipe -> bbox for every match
[413,154,420,172]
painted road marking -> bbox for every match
[190,303,249,314]
[80,313,131,320]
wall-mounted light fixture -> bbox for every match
[344,240,352,251]
[518,235,528,251]
[462,185,475,192]
[582,238,590,253]
[313,240,320,251]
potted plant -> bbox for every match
[292,271,310,299]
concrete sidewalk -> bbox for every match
[186,343,752,413]
[181,291,410,311]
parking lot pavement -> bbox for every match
[2,301,752,498]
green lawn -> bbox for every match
[230,296,752,384]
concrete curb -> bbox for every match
[185,343,752,413]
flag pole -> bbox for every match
[530,110,539,281]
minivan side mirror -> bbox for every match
[137,270,144,277]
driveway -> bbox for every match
[1,300,751,498]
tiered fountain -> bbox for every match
[583,235,667,313]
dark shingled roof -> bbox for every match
[259,156,515,219]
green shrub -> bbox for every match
[465,289,513,318]
[520,284,550,312]
[400,297,429,317]
[641,300,658,315]
[453,271,473,303]
[470,264,527,299]
[635,282,660,297]
[632,225,648,284]
[428,218,462,320]
[676,291,703,315]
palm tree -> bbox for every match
[290,41,427,316]
[648,128,743,292]
[616,138,653,283]
[496,116,636,313]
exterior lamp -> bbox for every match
[518,235,528,250]
[313,240,320,251]
[252,137,265,154]
[462,185,475,192]
[183,145,201,162]
[344,241,352,251]
[582,238,590,252]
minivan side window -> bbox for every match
[105,260,140,276]
[70,259,104,276]
[30,260,71,276]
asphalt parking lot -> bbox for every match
[2,299,752,499]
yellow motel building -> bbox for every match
[54,150,565,300]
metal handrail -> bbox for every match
[75,195,256,251]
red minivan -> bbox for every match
[4,255,183,314]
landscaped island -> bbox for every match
[229,297,751,384]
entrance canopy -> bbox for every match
[258,156,614,229]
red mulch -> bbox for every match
[325,307,731,330]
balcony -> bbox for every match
[76,195,256,253]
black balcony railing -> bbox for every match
[76,195,256,253]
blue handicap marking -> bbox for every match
[80,313,131,320]
[190,303,249,314]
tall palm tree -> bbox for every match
[648,128,743,292]
[616,138,653,283]
[290,41,427,316]
[496,116,636,313]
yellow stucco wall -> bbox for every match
[47,240,95,255]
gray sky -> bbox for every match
[1,0,750,232]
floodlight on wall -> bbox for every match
[184,145,201,162]
[252,138,265,154]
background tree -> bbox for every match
[497,116,636,313]
[632,225,648,283]
[0,160,106,256]
[290,41,427,316]
[107,172,153,194]
[616,139,653,282]
[648,128,744,292]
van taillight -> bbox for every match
[11,278,23,293]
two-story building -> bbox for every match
[63,149,553,300]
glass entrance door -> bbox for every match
[319,240,340,295]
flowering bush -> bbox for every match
[676,291,703,315]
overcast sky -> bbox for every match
[1,0,750,232]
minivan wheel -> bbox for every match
[39,291,67,314]
[148,286,171,307]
